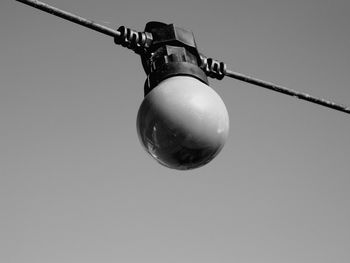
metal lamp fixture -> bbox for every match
[15,0,350,170]
[133,22,229,169]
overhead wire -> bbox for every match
[15,0,120,38]
[225,69,350,114]
[15,0,350,115]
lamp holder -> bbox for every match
[142,22,210,95]
[113,22,229,94]
[115,22,210,96]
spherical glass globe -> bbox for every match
[137,76,229,170]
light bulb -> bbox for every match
[137,76,229,170]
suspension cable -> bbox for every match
[15,0,120,38]
[225,69,350,114]
[15,0,350,115]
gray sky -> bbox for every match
[1,0,350,262]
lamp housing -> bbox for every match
[136,22,229,170]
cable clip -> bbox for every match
[115,26,153,54]
[200,55,226,80]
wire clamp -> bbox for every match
[115,26,153,54]
[200,55,227,80]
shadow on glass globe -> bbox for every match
[137,76,229,170]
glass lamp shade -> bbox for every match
[137,76,229,170]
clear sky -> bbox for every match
[1,0,350,262]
